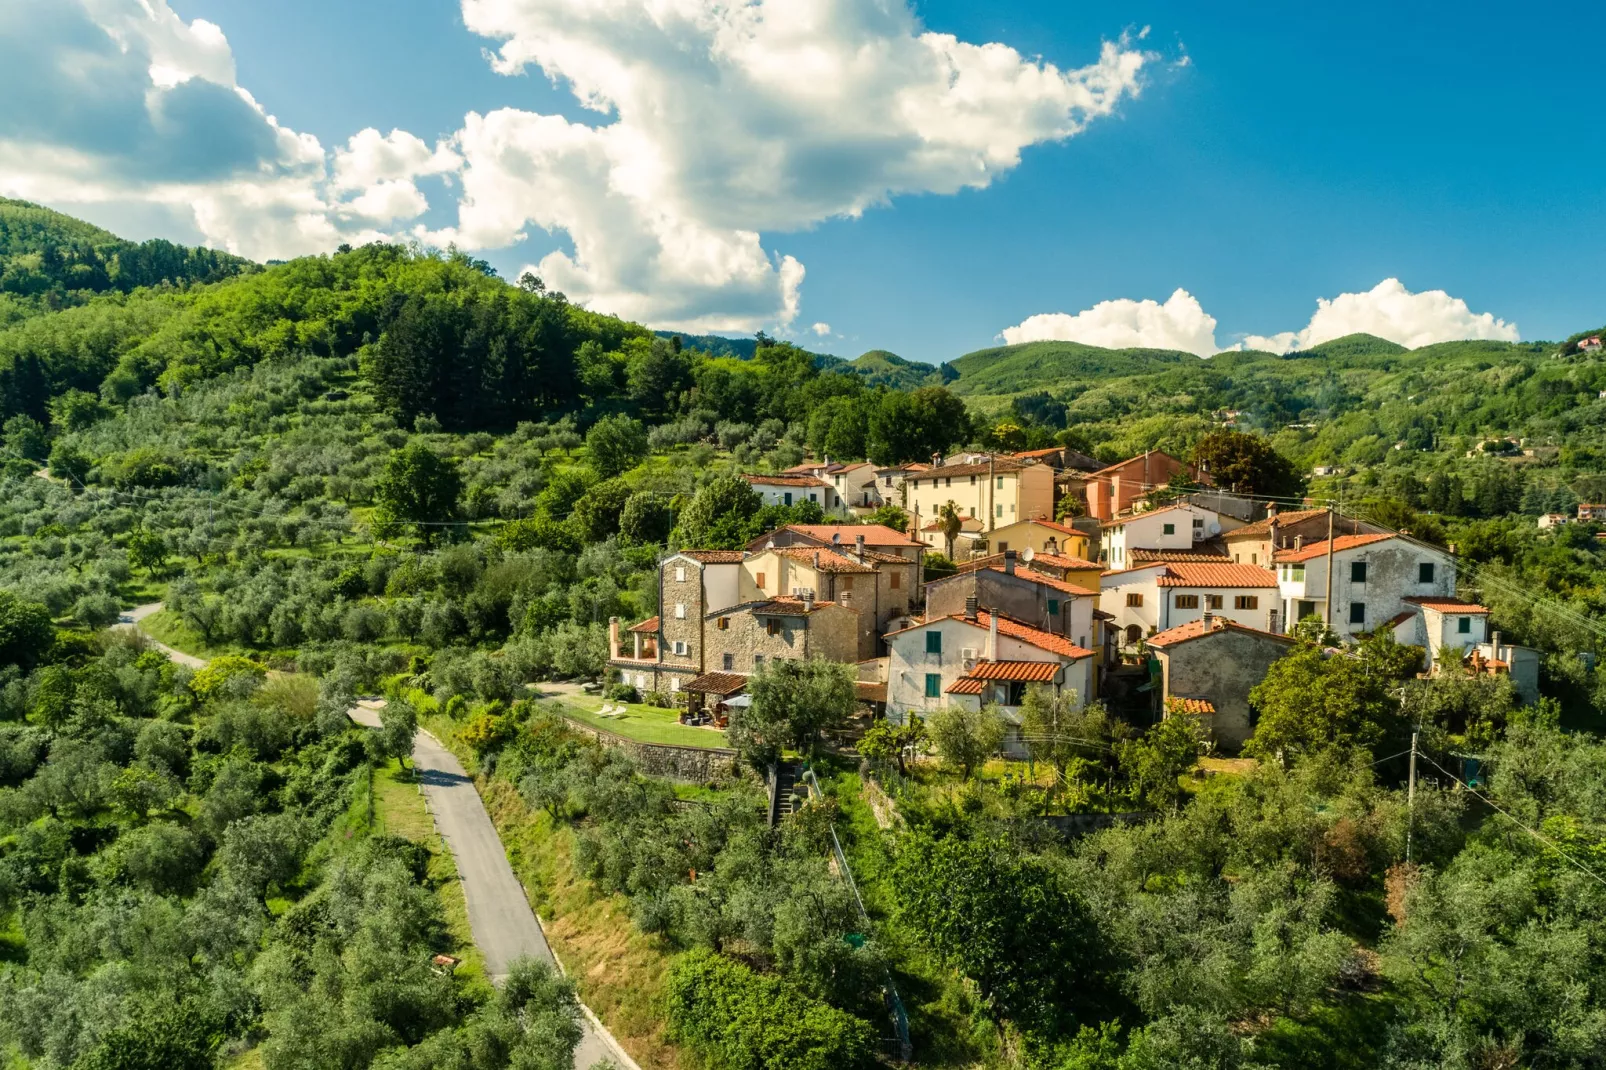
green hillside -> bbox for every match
[848,348,956,389]
[0,198,254,322]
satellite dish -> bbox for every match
[1022,547,1036,562]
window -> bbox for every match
[767,619,781,636]
[674,566,686,582]
[674,603,685,619]
[1235,596,1259,610]
[996,504,1004,518]
[673,640,688,655]
[716,617,729,630]
[1419,562,1436,583]
[753,654,764,668]
[1047,598,1060,615]
[1292,566,1306,582]
[1351,561,1368,583]
[1251,553,1258,565]
[998,542,1009,552]
[1193,518,1204,529]
[945,477,952,487]
[890,571,901,590]
[968,506,975,517]
[841,576,855,590]
[926,631,943,654]
[1458,617,1472,634]
[756,572,766,590]
[1175,594,1200,609]
[925,673,942,698]
[1207,594,1224,610]
[1126,592,1144,607]
[722,653,734,670]
[1163,523,1176,535]
[1349,602,1365,625]
[783,492,793,506]
[669,677,680,692]
[969,475,977,484]
[996,476,1005,489]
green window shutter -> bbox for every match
[926,631,942,654]
[1047,598,1060,615]
[925,673,941,698]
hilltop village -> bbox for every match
[612,447,1535,752]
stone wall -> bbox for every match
[562,716,740,781]
[659,560,706,676]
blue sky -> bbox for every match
[9,1,1604,363]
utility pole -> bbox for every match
[1406,729,1419,864]
[1324,504,1336,629]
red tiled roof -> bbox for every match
[981,566,1097,598]
[1274,532,1396,562]
[964,660,1062,682]
[1012,447,1063,459]
[685,671,748,695]
[751,597,840,615]
[757,523,924,549]
[1403,597,1489,614]
[883,611,1093,660]
[627,616,659,633]
[1017,517,1086,537]
[912,458,1027,481]
[678,550,746,563]
[1128,546,1233,564]
[1167,696,1217,715]
[1029,552,1103,570]
[922,517,983,532]
[765,547,877,574]
[1155,562,1280,589]
[855,681,887,703]
[1385,610,1417,629]
[1145,616,1296,649]
[1100,502,1197,529]
[1087,450,1188,478]
[946,677,986,695]
[1227,508,1330,537]
[742,472,830,488]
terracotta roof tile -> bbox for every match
[946,677,986,695]
[1145,616,1297,648]
[882,611,1094,660]
[1029,552,1103,570]
[1403,597,1489,614]
[1128,546,1233,564]
[627,616,659,633]
[912,458,1027,480]
[1167,696,1217,715]
[750,597,840,615]
[964,660,1062,682]
[981,566,1097,598]
[1154,562,1280,589]
[685,672,748,695]
[754,523,924,549]
[678,550,746,563]
[765,547,878,573]
[1227,508,1330,537]
[741,472,831,488]
[1274,532,1397,562]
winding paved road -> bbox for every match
[126,605,636,1070]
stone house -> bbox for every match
[746,523,925,563]
[1274,534,1457,638]
[741,543,917,659]
[905,457,1055,534]
[957,550,1104,592]
[926,551,1099,650]
[826,462,884,513]
[700,594,860,677]
[1145,614,1297,750]
[1100,561,1281,646]
[1388,596,1492,673]
[609,550,745,694]
[1101,503,1243,568]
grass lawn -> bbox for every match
[554,696,730,749]
[136,608,253,660]
[371,761,489,989]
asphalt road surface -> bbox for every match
[349,702,636,1070]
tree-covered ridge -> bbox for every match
[0,199,253,324]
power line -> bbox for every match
[1416,751,1606,892]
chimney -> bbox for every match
[932,451,943,468]
[988,612,999,661]
[801,589,814,613]
[1492,629,1503,661]
[964,595,978,621]
[855,533,866,560]
[813,550,821,570]
[1003,549,1017,575]
[1294,534,1304,551]
[1202,609,1214,628]
[1267,502,1279,519]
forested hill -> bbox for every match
[0,199,254,323]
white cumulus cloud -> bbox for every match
[0,0,1151,331]
[1241,278,1520,353]
[811,322,832,337]
[1000,288,1220,356]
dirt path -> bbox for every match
[117,602,207,670]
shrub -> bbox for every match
[188,656,267,702]
[665,948,876,1070]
